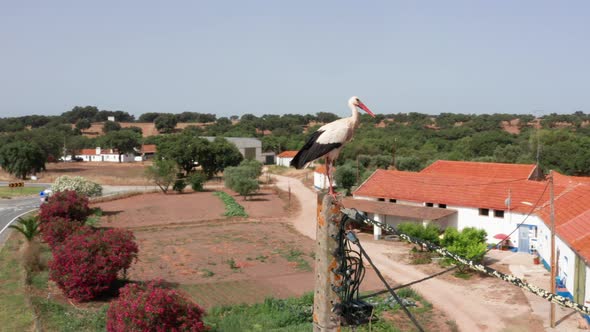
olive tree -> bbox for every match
[0,141,45,179]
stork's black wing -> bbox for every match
[290,130,342,169]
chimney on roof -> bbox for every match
[528,164,545,181]
[96,147,101,155]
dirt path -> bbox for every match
[271,173,538,332]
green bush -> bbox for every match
[232,178,259,200]
[144,159,177,194]
[334,164,356,196]
[189,172,206,192]
[397,222,441,245]
[238,159,263,177]
[51,176,103,197]
[173,179,186,193]
[224,161,262,199]
[442,227,487,271]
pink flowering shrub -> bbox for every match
[39,217,85,249]
[39,190,90,222]
[49,226,138,301]
[107,280,207,332]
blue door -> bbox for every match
[518,225,530,252]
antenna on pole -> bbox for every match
[533,109,543,165]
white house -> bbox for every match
[347,160,590,311]
[202,137,264,163]
[67,147,135,163]
[314,165,337,190]
[276,151,297,167]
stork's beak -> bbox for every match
[357,101,375,117]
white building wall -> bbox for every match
[276,157,293,167]
[67,153,135,163]
[314,172,336,189]
[352,195,542,247]
[586,265,590,306]
[536,220,579,297]
[451,206,540,244]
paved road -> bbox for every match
[0,184,157,247]
[0,196,43,245]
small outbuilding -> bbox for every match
[276,151,298,167]
[314,165,337,190]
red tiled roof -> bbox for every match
[537,184,590,231]
[79,149,97,155]
[354,169,560,214]
[556,209,590,264]
[314,165,336,174]
[354,165,590,264]
[421,160,537,180]
[141,144,157,154]
[277,150,298,158]
[552,171,590,187]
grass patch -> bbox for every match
[409,251,434,265]
[453,270,472,280]
[31,296,107,332]
[85,207,103,227]
[206,288,437,332]
[279,249,311,271]
[266,165,289,175]
[0,235,35,331]
[214,191,248,217]
[226,258,240,270]
[205,293,314,332]
[0,186,42,198]
[201,269,215,277]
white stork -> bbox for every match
[291,96,375,197]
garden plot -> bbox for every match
[92,190,381,309]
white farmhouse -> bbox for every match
[346,160,590,311]
[276,151,298,167]
[67,147,135,163]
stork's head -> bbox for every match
[349,96,375,117]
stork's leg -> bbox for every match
[325,157,337,198]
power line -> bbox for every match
[341,208,590,316]
[346,231,425,332]
[485,180,550,254]
[356,179,551,300]
[375,172,533,188]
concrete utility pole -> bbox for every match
[313,193,342,331]
[549,171,556,328]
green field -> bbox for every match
[0,186,42,198]
[0,236,35,331]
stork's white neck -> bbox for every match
[349,101,360,128]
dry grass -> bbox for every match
[0,162,151,185]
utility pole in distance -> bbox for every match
[549,170,556,328]
[313,193,342,331]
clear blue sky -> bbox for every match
[1,1,589,118]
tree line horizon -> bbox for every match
[2,105,590,180]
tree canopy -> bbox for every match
[154,114,178,133]
[99,130,141,162]
[0,141,46,179]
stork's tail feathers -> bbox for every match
[290,151,307,169]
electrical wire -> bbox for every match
[346,231,425,332]
[341,208,590,316]
[375,171,533,188]
[484,180,550,254]
[357,177,551,301]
